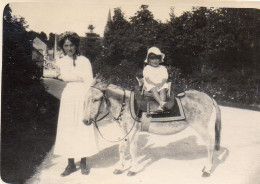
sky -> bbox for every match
[2,0,260,37]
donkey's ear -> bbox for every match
[95,73,106,82]
[93,73,109,90]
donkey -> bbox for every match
[83,78,221,177]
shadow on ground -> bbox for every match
[1,84,60,184]
[135,134,229,175]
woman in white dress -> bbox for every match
[53,32,98,176]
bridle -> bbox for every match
[90,86,137,142]
[91,87,110,122]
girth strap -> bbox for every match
[141,113,151,132]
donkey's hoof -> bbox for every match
[113,169,123,175]
[127,171,136,176]
[202,171,211,177]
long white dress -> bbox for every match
[53,55,98,158]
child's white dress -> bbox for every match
[143,65,169,92]
[53,55,99,158]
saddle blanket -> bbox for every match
[130,91,186,123]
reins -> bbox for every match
[112,89,126,121]
[90,86,110,122]
[90,86,137,142]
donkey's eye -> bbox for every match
[93,98,101,103]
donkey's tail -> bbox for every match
[212,98,221,151]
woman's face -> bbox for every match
[148,54,161,67]
[63,39,76,57]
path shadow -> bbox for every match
[136,134,229,175]
[26,134,229,183]
[1,84,60,184]
[83,144,120,169]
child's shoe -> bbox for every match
[154,102,166,113]
[159,102,167,109]
[155,106,163,112]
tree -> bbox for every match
[28,30,48,44]
[88,25,95,33]
[39,31,47,43]
[47,32,56,49]
[79,25,102,62]
[127,5,161,64]
[103,7,131,65]
[3,4,41,88]
[103,5,163,66]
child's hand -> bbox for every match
[157,82,163,89]
[157,79,166,89]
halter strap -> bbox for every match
[112,89,126,121]
[90,85,136,142]
[90,86,110,122]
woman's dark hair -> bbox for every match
[58,31,80,56]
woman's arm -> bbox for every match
[55,59,82,82]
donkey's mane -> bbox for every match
[92,75,109,90]
[92,75,130,99]
[93,75,127,91]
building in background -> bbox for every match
[32,36,58,78]
[32,37,48,58]
[104,9,112,34]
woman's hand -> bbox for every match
[56,70,61,78]
[53,63,61,78]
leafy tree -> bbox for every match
[103,5,164,66]
[101,6,260,105]
[47,32,56,49]
[2,6,53,183]
[220,8,260,73]
[79,25,102,62]
[103,7,131,65]
[88,24,95,33]
[127,5,162,65]
[28,30,48,48]
[38,31,48,43]
[3,4,41,88]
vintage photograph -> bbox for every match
[1,0,260,183]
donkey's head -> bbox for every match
[83,76,128,126]
[83,77,109,125]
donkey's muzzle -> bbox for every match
[83,119,93,126]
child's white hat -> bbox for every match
[144,47,165,63]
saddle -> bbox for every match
[130,84,186,132]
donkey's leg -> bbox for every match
[127,122,141,176]
[192,120,215,177]
[199,128,214,177]
[113,137,128,174]
[113,121,129,174]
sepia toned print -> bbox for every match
[1,0,260,183]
